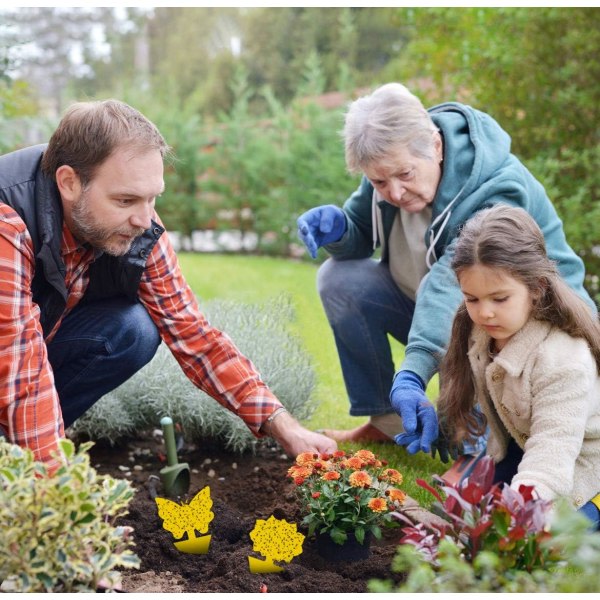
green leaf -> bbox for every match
[330,527,348,545]
[58,439,74,459]
[354,527,365,544]
[492,511,509,537]
[36,572,54,590]
[75,513,96,525]
[0,438,138,591]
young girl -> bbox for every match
[438,204,600,528]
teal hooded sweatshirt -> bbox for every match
[325,102,595,385]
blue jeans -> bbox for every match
[46,298,161,427]
[317,258,416,416]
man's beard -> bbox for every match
[70,192,145,256]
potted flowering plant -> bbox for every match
[288,449,406,560]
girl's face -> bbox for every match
[458,264,535,351]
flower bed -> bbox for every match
[88,435,409,593]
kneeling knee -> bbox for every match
[317,259,374,315]
[113,304,161,365]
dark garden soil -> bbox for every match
[87,433,414,593]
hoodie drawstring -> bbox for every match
[370,182,467,269]
[371,191,379,251]
[425,182,467,269]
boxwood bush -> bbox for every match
[0,439,138,592]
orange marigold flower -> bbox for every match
[313,460,332,471]
[381,468,403,485]
[345,457,364,470]
[293,477,305,485]
[353,449,376,462]
[368,497,388,513]
[296,452,318,466]
[333,450,346,458]
[320,453,330,461]
[322,471,341,481]
[349,470,372,488]
[387,488,407,504]
[287,465,312,479]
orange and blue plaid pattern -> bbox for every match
[0,205,281,473]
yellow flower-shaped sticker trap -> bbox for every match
[155,486,214,554]
[248,515,304,573]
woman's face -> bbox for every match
[363,135,443,213]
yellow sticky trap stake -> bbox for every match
[248,515,304,573]
[155,486,214,554]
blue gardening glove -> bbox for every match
[297,205,347,259]
[391,370,439,454]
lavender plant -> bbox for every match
[69,296,316,453]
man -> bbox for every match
[297,83,595,461]
[0,99,335,473]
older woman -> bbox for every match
[297,83,595,459]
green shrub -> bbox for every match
[526,147,600,307]
[368,457,600,593]
[370,502,600,593]
[0,438,138,592]
[193,69,350,257]
[69,296,316,453]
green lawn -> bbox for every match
[178,252,448,503]
[180,252,357,431]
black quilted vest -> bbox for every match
[0,144,164,337]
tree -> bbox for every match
[147,8,242,113]
[0,7,117,115]
[383,7,600,301]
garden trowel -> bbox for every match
[159,416,190,497]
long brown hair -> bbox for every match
[438,203,600,445]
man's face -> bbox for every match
[363,141,443,213]
[68,147,165,256]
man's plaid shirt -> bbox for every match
[0,204,281,472]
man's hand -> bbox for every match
[390,370,439,454]
[266,410,338,457]
[296,205,347,259]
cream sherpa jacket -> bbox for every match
[468,318,600,508]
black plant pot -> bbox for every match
[315,531,372,562]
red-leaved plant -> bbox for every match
[396,455,558,572]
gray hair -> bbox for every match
[343,83,438,174]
